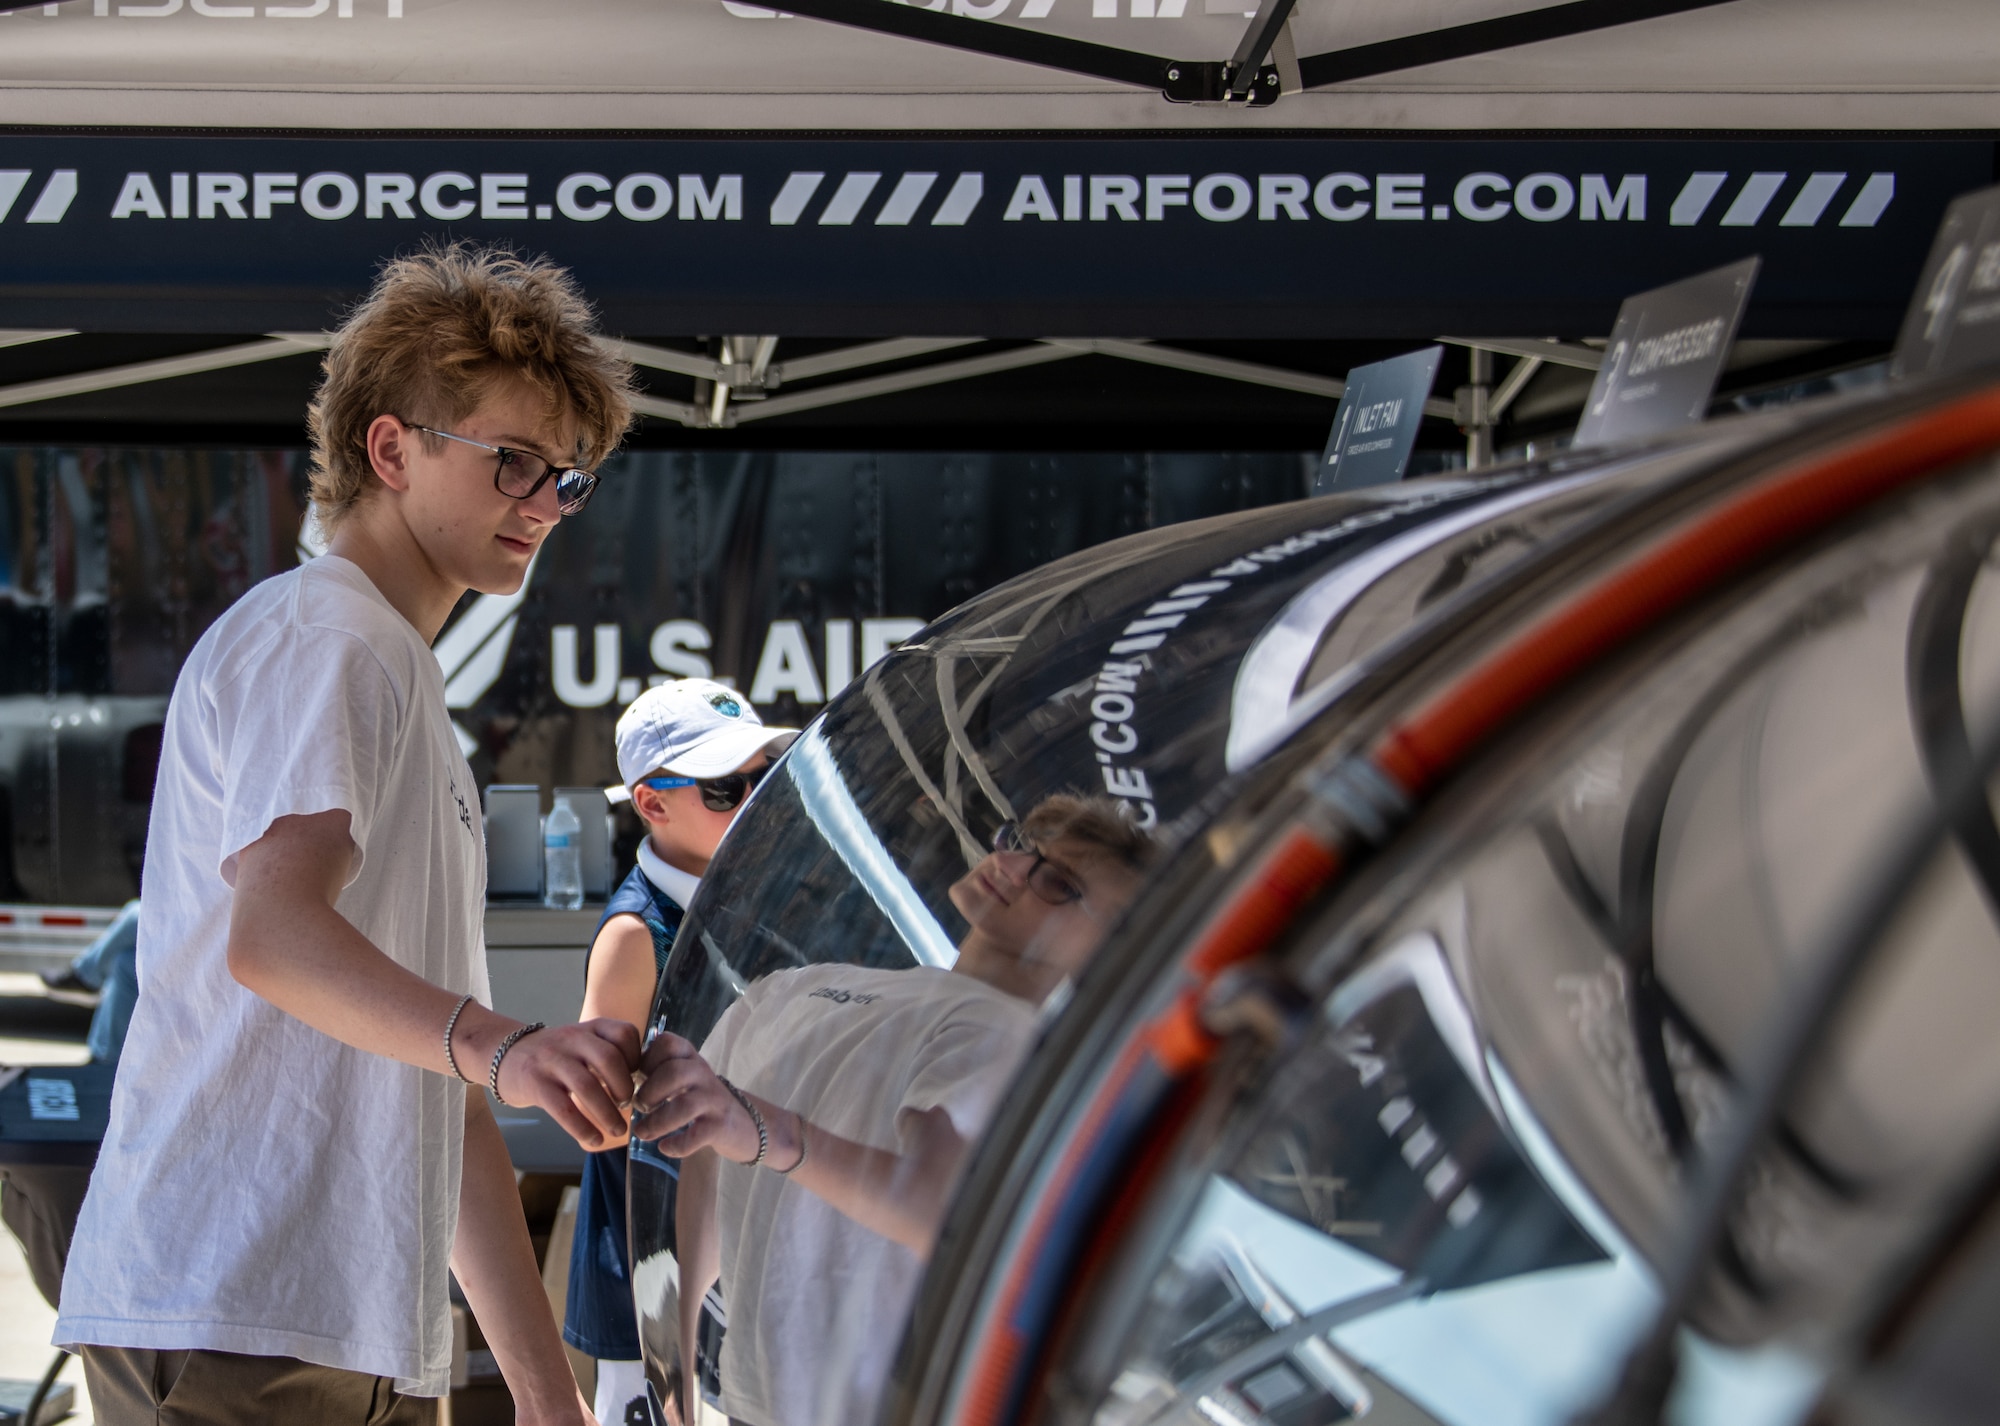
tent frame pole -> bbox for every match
[747,0,1745,107]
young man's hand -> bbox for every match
[637,1028,967,1257]
[227,810,639,1154]
[630,1031,765,1165]
[464,1014,642,1152]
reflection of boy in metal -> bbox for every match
[565,679,794,1426]
[633,795,1157,1426]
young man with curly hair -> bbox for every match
[56,245,640,1426]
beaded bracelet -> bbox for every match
[488,1021,546,1104]
[442,993,476,1084]
[719,1077,768,1168]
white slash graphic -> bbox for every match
[1840,173,1895,227]
[1669,172,1728,226]
[1719,172,1786,226]
[1671,168,1889,228]
[931,173,985,226]
[1780,172,1847,227]
[769,172,825,225]
[819,172,882,225]
[875,172,938,225]
[0,171,30,222]
[24,170,78,224]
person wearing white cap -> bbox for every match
[564,678,794,1426]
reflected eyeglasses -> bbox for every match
[991,821,1085,906]
[641,767,769,812]
[404,422,600,516]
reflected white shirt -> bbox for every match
[699,964,1037,1426]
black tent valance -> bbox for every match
[0,132,1988,336]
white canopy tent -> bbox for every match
[0,0,1991,131]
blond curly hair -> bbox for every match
[306,243,637,530]
[1021,794,1161,871]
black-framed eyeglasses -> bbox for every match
[405,422,599,516]
[641,766,769,813]
[991,821,1085,906]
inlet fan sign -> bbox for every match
[1315,346,1444,495]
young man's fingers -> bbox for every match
[643,1109,722,1157]
[540,1092,612,1152]
[524,1066,614,1147]
[634,1084,756,1162]
[536,1080,612,1144]
[495,1040,625,1145]
[630,1105,692,1147]
[630,1056,716,1116]
[582,1016,643,1066]
[542,1020,635,1075]
[559,1031,643,1107]
[508,1027,631,1113]
[638,1030,698,1074]
[636,1072,708,1128]
[545,1060,630,1141]
[630,1086,715,1144]
[630,1056,701,1112]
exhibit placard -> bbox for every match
[1575,256,1759,448]
[1313,346,1443,494]
[1893,182,2000,381]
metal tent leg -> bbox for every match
[1461,347,1494,469]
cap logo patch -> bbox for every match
[708,692,745,719]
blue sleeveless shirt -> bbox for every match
[599,860,686,980]
[563,862,686,1361]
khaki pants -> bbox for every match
[0,1165,92,1309]
[80,1346,438,1426]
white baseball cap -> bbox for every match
[607,678,796,801]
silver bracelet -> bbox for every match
[719,1077,767,1168]
[773,1112,808,1176]
[442,993,476,1083]
[488,1021,545,1105]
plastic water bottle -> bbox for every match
[542,795,583,910]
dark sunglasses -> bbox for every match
[405,422,600,517]
[641,766,769,812]
[990,821,1085,906]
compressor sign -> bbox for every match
[0,135,1985,336]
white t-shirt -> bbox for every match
[700,963,1038,1426]
[56,555,489,1397]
